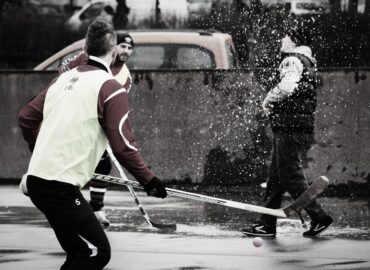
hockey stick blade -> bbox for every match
[282,176,329,217]
[149,219,177,230]
[127,185,177,230]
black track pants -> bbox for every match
[27,176,111,270]
[89,150,112,211]
[261,132,328,226]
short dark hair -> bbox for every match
[85,20,117,57]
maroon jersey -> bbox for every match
[60,52,132,91]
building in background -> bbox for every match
[64,0,189,31]
[187,0,213,21]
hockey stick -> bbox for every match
[92,174,329,218]
[106,146,176,230]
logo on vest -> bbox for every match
[64,76,79,91]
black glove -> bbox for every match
[143,176,167,199]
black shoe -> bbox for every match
[303,215,333,237]
[241,222,276,237]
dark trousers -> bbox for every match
[27,176,111,270]
[89,150,112,211]
[261,132,328,226]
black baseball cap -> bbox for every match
[116,32,135,47]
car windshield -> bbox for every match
[296,3,324,11]
[44,49,83,70]
[127,44,216,70]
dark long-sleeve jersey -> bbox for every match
[19,56,153,188]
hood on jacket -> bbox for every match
[286,46,317,65]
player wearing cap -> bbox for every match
[242,27,333,238]
[59,32,136,228]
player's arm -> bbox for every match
[262,56,304,114]
[277,56,303,94]
[98,80,167,198]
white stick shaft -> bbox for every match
[92,173,287,217]
[165,187,286,217]
[106,146,154,226]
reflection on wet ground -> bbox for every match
[0,186,368,240]
[0,185,369,270]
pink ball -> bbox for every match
[252,237,263,247]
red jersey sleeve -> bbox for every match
[98,79,154,184]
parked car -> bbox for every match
[34,30,239,70]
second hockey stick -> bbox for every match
[92,174,329,218]
[106,146,176,230]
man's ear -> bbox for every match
[110,47,117,64]
[112,47,117,59]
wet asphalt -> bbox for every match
[0,184,369,270]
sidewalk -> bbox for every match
[0,185,369,269]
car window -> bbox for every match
[295,3,324,12]
[270,3,291,11]
[127,46,165,69]
[177,47,214,69]
[127,44,215,70]
[44,49,82,71]
[43,59,61,71]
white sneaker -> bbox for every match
[94,209,110,228]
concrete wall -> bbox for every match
[308,70,370,186]
[0,72,56,181]
[0,70,369,186]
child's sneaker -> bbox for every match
[303,215,333,237]
[241,222,276,237]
